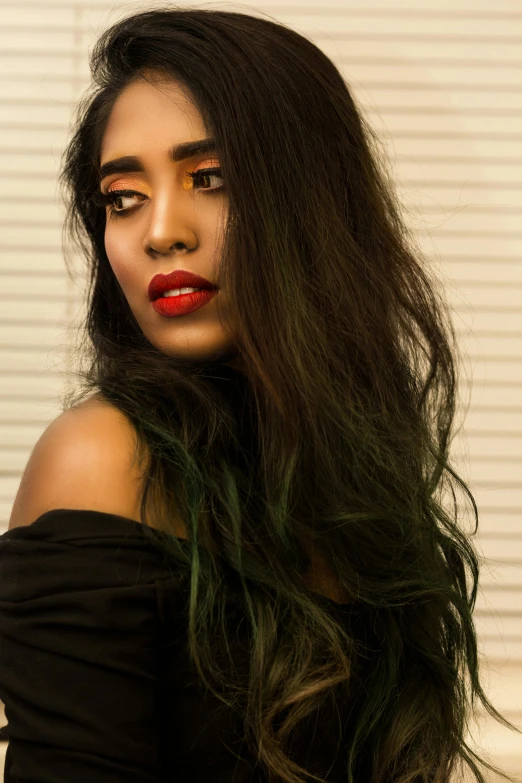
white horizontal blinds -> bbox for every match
[0,0,520,774]
[0,4,78,539]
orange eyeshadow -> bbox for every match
[193,158,220,169]
[107,178,151,194]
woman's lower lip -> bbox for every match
[151,290,217,317]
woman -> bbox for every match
[0,7,518,783]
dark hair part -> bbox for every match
[59,5,520,782]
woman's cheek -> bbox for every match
[104,231,134,287]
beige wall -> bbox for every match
[0,0,521,777]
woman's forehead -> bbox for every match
[100,78,205,160]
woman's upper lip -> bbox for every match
[148,270,218,301]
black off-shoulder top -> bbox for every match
[0,509,371,782]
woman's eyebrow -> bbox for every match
[98,137,217,182]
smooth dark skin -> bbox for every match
[99,71,241,369]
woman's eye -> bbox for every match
[93,189,145,216]
[187,167,223,191]
[108,191,143,212]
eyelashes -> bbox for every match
[92,167,224,218]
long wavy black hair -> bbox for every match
[59,5,520,782]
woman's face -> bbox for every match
[98,73,238,367]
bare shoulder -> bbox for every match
[69,390,117,413]
[8,392,148,530]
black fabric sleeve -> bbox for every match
[0,509,185,783]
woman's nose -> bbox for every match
[142,196,198,256]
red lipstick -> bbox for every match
[148,269,218,318]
